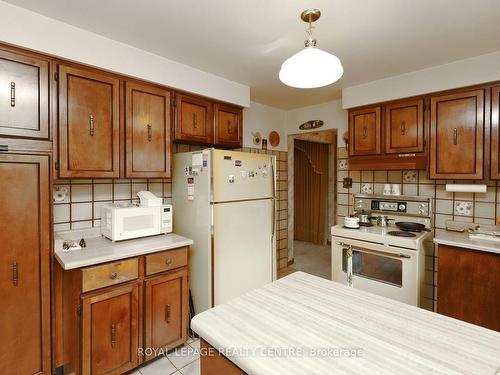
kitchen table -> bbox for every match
[191,271,500,375]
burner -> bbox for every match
[387,231,416,238]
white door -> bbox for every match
[213,199,274,305]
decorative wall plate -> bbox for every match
[299,120,324,130]
[269,131,280,147]
[252,132,262,145]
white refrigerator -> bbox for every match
[173,149,276,314]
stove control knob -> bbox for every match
[398,204,406,211]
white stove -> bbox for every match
[332,194,432,307]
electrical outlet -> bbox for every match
[343,177,352,189]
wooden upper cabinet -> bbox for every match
[144,269,188,361]
[385,99,424,154]
[81,283,139,375]
[0,48,49,139]
[125,82,171,178]
[430,89,484,179]
[214,103,242,147]
[349,106,382,156]
[0,154,51,374]
[174,93,213,144]
[490,86,500,179]
[58,65,120,178]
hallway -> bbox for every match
[293,240,331,280]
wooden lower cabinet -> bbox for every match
[81,284,140,375]
[144,269,189,360]
[437,245,500,331]
[200,339,246,375]
[0,153,51,375]
[59,247,189,374]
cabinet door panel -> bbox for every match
[82,284,139,375]
[144,269,188,361]
[490,86,500,179]
[0,48,49,139]
[430,90,484,179]
[349,107,381,156]
[59,65,120,178]
[437,246,500,331]
[125,82,171,178]
[215,104,242,147]
[174,94,213,144]
[0,154,50,374]
[385,99,424,154]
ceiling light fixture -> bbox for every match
[279,9,343,89]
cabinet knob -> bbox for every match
[400,120,406,135]
[453,128,458,145]
[147,124,152,142]
[110,271,118,279]
[110,323,117,348]
[193,113,198,129]
[165,258,173,266]
[89,114,95,136]
[362,125,367,139]
[165,304,171,323]
[227,120,232,135]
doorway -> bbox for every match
[287,130,337,280]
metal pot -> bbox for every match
[358,213,375,225]
[376,215,394,227]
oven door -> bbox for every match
[332,237,419,306]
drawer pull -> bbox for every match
[362,125,367,139]
[109,271,118,280]
[110,324,117,348]
[453,128,458,145]
[12,261,18,286]
[400,120,406,135]
[165,304,171,323]
[89,114,95,136]
[227,120,232,134]
[10,82,15,107]
[147,123,152,142]
[165,258,173,266]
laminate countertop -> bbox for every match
[55,228,193,270]
[434,230,500,255]
[191,271,500,375]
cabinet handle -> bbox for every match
[10,82,15,107]
[165,258,173,266]
[12,261,18,286]
[165,304,171,323]
[109,271,118,280]
[362,125,367,139]
[453,128,458,145]
[227,120,232,135]
[400,121,406,135]
[193,113,198,129]
[89,114,95,136]
[110,324,117,348]
[147,124,152,142]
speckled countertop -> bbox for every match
[55,228,193,270]
[192,271,500,375]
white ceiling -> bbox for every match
[5,0,500,109]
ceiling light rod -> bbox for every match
[301,9,321,47]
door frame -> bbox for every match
[287,129,337,264]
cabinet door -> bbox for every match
[430,89,484,179]
[81,283,139,375]
[0,154,51,374]
[58,65,120,178]
[125,82,171,178]
[0,48,49,139]
[174,94,213,144]
[349,107,381,156]
[490,86,500,179]
[214,104,242,147]
[385,99,424,154]
[437,246,500,331]
[144,269,188,361]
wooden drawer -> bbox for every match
[81,259,138,293]
[145,247,188,276]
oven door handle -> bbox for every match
[339,242,412,260]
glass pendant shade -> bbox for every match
[279,47,344,88]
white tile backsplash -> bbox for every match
[71,202,92,221]
[114,183,131,200]
[94,184,113,201]
[71,184,92,202]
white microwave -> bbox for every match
[101,204,172,241]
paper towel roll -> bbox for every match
[445,184,487,193]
